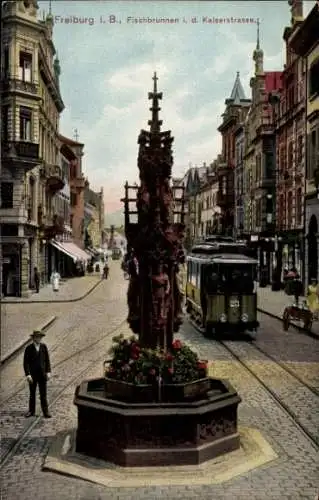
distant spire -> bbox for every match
[148,72,163,134]
[74,129,79,141]
[253,19,264,75]
[49,0,52,15]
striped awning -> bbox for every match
[50,240,91,262]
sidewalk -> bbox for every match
[2,274,102,303]
[1,274,103,362]
[257,285,319,336]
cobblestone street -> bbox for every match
[0,265,318,499]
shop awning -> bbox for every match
[50,241,91,262]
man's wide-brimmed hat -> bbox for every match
[30,330,46,338]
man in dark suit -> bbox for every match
[23,330,52,418]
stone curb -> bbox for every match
[0,315,57,366]
[2,278,103,305]
[258,307,319,338]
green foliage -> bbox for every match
[106,336,208,385]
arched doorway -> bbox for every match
[308,214,318,284]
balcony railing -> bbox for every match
[2,140,40,163]
[1,78,38,95]
[39,214,65,239]
[216,191,234,207]
[44,163,65,193]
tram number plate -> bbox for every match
[230,300,240,308]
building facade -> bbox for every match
[272,0,306,280]
[84,183,105,249]
[196,164,220,239]
[243,23,282,282]
[59,135,86,250]
[1,0,64,296]
[217,72,251,235]
[291,3,319,286]
[234,123,245,239]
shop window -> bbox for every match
[1,182,14,209]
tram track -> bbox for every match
[0,317,127,407]
[188,316,319,451]
[0,317,128,469]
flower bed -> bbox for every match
[105,334,209,402]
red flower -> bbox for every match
[131,352,139,360]
[197,362,207,371]
[131,343,140,353]
[168,367,174,375]
[166,353,174,361]
[149,368,156,376]
[172,339,182,350]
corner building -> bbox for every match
[1,0,64,296]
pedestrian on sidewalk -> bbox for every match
[34,267,40,293]
[23,330,52,418]
[307,278,319,319]
[50,270,60,292]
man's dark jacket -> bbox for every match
[23,343,51,379]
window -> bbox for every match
[1,182,14,209]
[4,47,9,77]
[222,176,227,195]
[287,142,293,168]
[70,192,77,206]
[19,107,32,141]
[19,52,32,82]
[296,188,302,226]
[1,105,9,141]
[280,146,285,173]
[287,192,293,228]
[309,59,319,97]
[297,135,303,164]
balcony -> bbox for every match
[2,141,40,170]
[44,163,65,193]
[216,191,234,207]
[1,77,38,96]
[39,214,65,240]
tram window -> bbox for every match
[191,262,196,286]
[197,264,201,288]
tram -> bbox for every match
[185,241,259,336]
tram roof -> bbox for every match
[187,253,258,264]
[190,241,252,254]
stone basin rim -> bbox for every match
[74,377,241,412]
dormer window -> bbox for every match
[19,52,32,82]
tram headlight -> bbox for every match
[242,313,248,322]
[220,314,227,323]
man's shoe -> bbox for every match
[25,412,35,418]
[43,413,52,418]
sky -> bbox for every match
[38,0,315,214]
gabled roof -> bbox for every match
[225,72,251,107]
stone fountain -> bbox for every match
[73,73,241,467]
